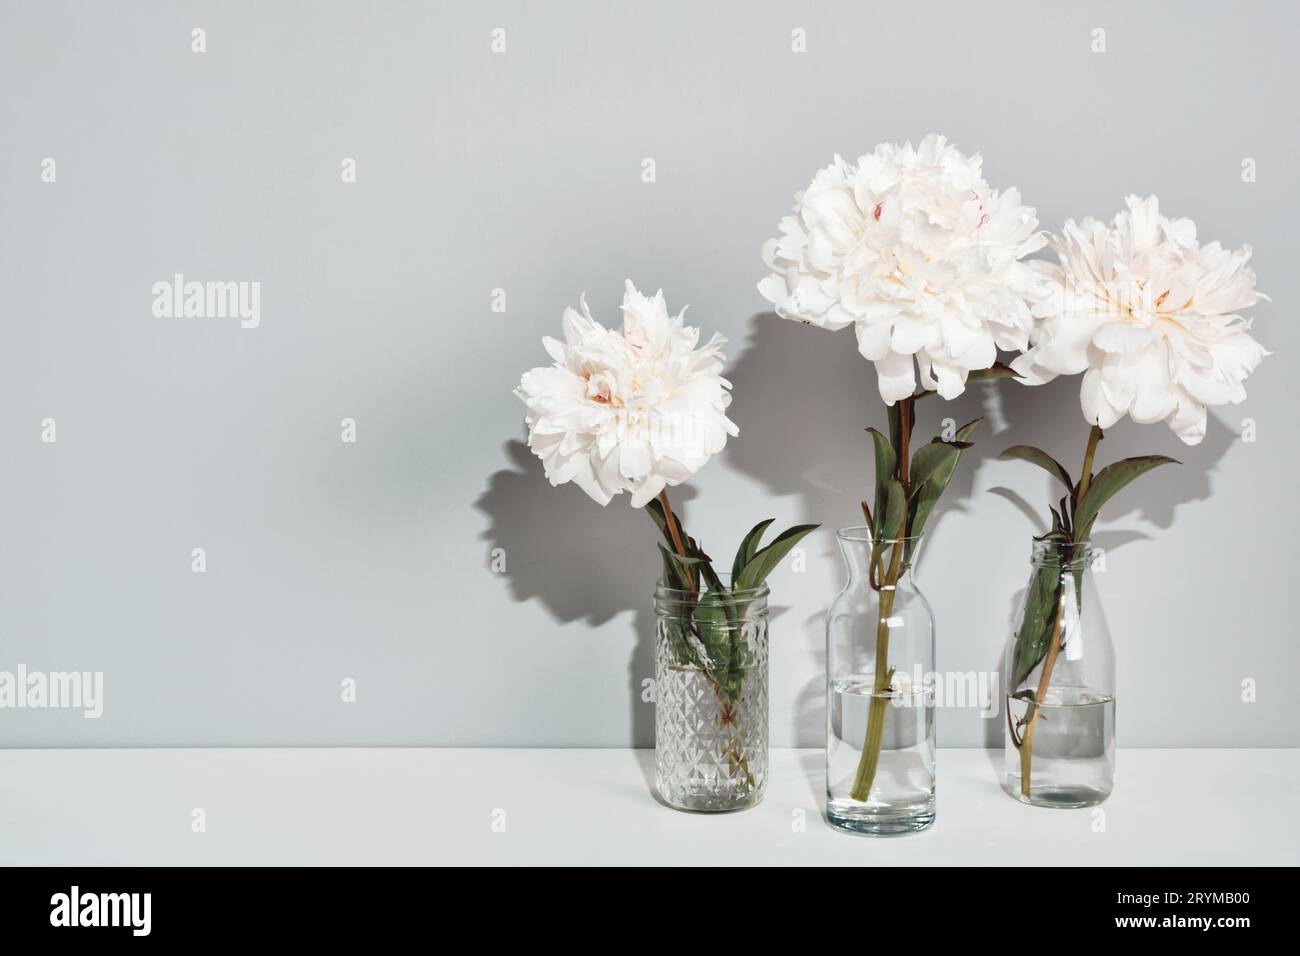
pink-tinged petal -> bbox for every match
[758,137,1048,391]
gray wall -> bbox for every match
[1,0,1295,748]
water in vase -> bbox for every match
[1005,685,1115,807]
[826,674,936,833]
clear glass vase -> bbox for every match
[654,579,769,812]
[826,528,936,834]
[1004,538,1115,807]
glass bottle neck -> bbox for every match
[836,531,923,587]
[1030,538,1096,572]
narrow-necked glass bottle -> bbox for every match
[826,528,936,834]
[1004,538,1115,807]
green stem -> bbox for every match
[849,397,913,803]
[850,542,902,801]
[1018,595,1064,798]
[1076,424,1103,506]
[1017,424,1103,798]
[704,675,754,788]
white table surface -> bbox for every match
[1,748,1294,865]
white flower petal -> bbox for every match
[855,321,893,361]
[1016,196,1265,441]
[516,282,734,506]
[760,136,1046,401]
[875,351,917,405]
[1080,368,1124,430]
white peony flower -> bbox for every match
[758,134,1047,404]
[515,280,738,507]
[1012,195,1268,445]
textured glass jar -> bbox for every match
[654,579,769,812]
[1004,539,1115,807]
[826,528,936,834]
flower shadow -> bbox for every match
[476,440,696,748]
[992,375,1236,532]
[725,313,1005,744]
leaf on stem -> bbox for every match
[965,362,1021,384]
[1072,455,1180,541]
[692,590,729,671]
[866,427,896,529]
[909,441,970,497]
[731,518,775,583]
[644,497,678,550]
[696,558,727,596]
[1012,557,1064,686]
[870,479,906,569]
[658,544,703,591]
[735,524,820,591]
[999,445,1074,493]
[904,418,982,560]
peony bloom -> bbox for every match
[758,134,1047,404]
[1012,195,1268,445]
[515,280,738,507]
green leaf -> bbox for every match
[999,445,1074,493]
[659,546,687,591]
[1073,455,1180,541]
[1012,557,1064,686]
[965,362,1021,384]
[909,441,966,496]
[905,418,982,558]
[696,558,727,597]
[866,427,896,529]
[693,591,730,671]
[685,535,711,563]
[731,519,775,582]
[663,619,700,669]
[735,523,820,591]
[870,479,905,570]
[643,497,678,550]
[657,544,702,591]
[880,479,905,538]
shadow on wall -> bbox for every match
[724,312,1238,748]
[725,313,995,744]
[476,440,695,749]
[480,314,1236,751]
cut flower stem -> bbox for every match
[1015,424,1103,798]
[849,397,912,803]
